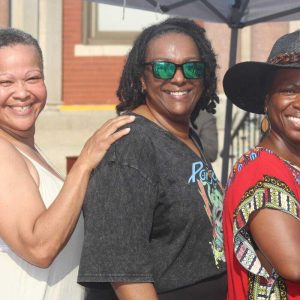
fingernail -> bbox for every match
[129,116,135,120]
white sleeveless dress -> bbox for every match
[0,150,85,300]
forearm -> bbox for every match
[250,208,300,281]
[112,282,159,300]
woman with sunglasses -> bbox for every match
[78,17,226,300]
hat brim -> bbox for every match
[223,61,300,114]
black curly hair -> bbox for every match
[116,17,219,127]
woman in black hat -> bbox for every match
[223,30,300,299]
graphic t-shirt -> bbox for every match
[223,147,300,300]
[78,114,226,298]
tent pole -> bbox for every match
[221,26,238,186]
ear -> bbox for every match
[140,76,146,92]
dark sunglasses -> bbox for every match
[143,61,205,80]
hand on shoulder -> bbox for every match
[74,115,135,172]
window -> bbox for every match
[83,2,168,45]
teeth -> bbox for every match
[11,105,30,112]
[169,91,188,96]
[289,116,300,120]
[288,116,300,126]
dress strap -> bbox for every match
[14,147,34,161]
[14,146,63,182]
[0,239,10,252]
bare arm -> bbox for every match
[249,208,300,281]
[112,283,159,300]
[0,115,134,267]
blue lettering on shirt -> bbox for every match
[188,161,217,185]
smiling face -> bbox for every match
[267,68,300,146]
[141,32,204,125]
[0,44,46,137]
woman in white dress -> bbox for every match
[0,28,134,300]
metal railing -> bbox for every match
[227,112,263,170]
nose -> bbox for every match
[13,81,30,100]
[171,66,186,83]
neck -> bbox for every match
[259,131,300,167]
[133,105,190,139]
[0,127,35,150]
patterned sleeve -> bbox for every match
[233,175,300,281]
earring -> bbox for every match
[141,86,146,95]
[260,114,271,134]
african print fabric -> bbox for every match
[223,147,300,300]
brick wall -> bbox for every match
[63,0,125,104]
[0,0,10,27]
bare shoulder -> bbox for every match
[0,137,38,181]
[0,136,17,150]
[0,137,26,166]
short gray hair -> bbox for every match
[0,28,43,70]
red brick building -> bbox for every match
[63,0,125,105]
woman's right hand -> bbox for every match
[74,115,135,172]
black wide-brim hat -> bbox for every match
[223,30,300,114]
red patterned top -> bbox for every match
[223,147,300,300]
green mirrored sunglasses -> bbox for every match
[143,61,205,80]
